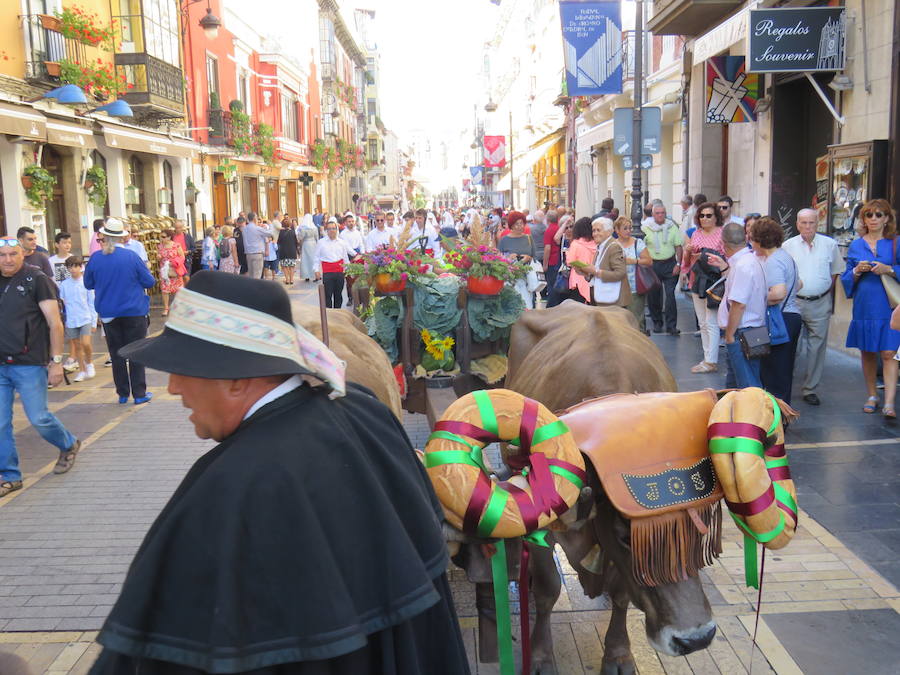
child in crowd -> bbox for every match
[48,232,73,285]
[263,234,278,281]
[58,256,98,382]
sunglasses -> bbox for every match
[698,213,715,219]
[864,211,885,219]
[0,238,20,247]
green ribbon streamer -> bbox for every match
[478,487,510,538]
[549,464,585,489]
[709,437,764,456]
[523,529,550,548]
[474,390,499,437]
[491,540,515,675]
[508,419,570,448]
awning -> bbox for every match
[46,119,96,149]
[576,118,613,153]
[0,102,46,140]
[101,123,196,158]
[496,171,512,192]
[515,132,564,176]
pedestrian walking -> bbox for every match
[681,202,725,373]
[614,216,652,332]
[201,226,219,271]
[0,237,81,497]
[542,210,563,307]
[122,226,149,267]
[315,218,352,308]
[263,231,278,281]
[840,199,900,418]
[642,203,683,334]
[83,218,156,406]
[157,229,187,317]
[277,218,299,285]
[17,227,53,278]
[297,214,319,282]
[242,212,269,279]
[88,272,469,675]
[364,212,392,252]
[48,232,73,285]
[579,217,629,307]
[58,256,97,382]
[172,220,195,280]
[217,225,239,275]
[783,208,844,405]
[754,216,802,404]
[498,211,538,309]
[708,222,767,388]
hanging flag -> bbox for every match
[470,166,484,185]
[559,1,623,96]
[705,56,759,123]
[483,136,506,168]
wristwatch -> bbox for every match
[50,355,63,364]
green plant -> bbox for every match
[55,5,116,49]
[229,99,244,112]
[256,123,276,166]
[345,246,434,283]
[59,58,129,99]
[22,165,56,210]
[230,109,254,155]
[209,91,221,110]
[443,243,528,282]
[84,165,107,207]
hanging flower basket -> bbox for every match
[467,275,504,296]
[373,273,406,295]
[21,175,33,189]
[44,61,62,77]
[38,14,62,31]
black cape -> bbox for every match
[90,384,469,674]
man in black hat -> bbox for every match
[89,272,469,675]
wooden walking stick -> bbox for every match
[317,283,330,347]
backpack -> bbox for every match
[218,239,230,259]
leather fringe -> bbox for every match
[630,502,722,587]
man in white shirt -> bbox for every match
[679,195,695,234]
[339,214,364,256]
[407,208,439,254]
[716,195,744,226]
[365,213,392,251]
[782,208,844,405]
[122,227,150,267]
[709,222,766,388]
[384,210,399,238]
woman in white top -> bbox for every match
[614,216,652,332]
[297,214,320,282]
[314,219,352,308]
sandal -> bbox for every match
[0,480,23,497]
[161,309,169,317]
[690,362,718,373]
[884,406,896,420]
[863,396,879,413]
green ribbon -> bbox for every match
[523,529,550,548]
[491,540,515,675]
[474,390,499,437]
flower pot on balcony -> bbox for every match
[21,175,33,190]
[83,179,94,190]
[467,275,504,296]
[373,273,406,295]
[44,61,61,77]
[38,14,62,31]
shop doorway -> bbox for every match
[241,176,258,213]
[285,180,298,218]
[41,146,65,240]
[266,178,280,219]
[770,74,834,236]
[212,172,229,225]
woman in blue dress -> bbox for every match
[840,199,900,418]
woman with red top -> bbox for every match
[680,202,725,373]
[566,217,597,303]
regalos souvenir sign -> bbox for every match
[748,7,847,73]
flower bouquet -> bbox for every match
[443,243,528,295]
[420,329,455,372]
[346,245,434,294]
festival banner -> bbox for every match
[705,56,759,123]
[470,165,484,185]
[483,136,506,168]
[559,1,623,96]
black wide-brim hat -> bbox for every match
[120,271,313,379]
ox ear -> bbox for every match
[771,396,799,425]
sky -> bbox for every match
[224,0,500,139]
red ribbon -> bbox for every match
[434,420,500,444]
[726,484,775,517]
[707,422,768,443]
[463,472,493,535]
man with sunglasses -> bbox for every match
[716,195,743,226]
[0,238,81,497]
[364,212,392,251]
[783,208,844,405]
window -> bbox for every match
[143,0,179,67]
[282,94,299,141]
[368,138,378,163]
[367,99,376,121]
[237,68,250,112]
[206,54,219,104]
[90,150,109,219]
[127,155,146,215]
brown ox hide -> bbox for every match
[506,302,676,413]
[291,303,403,419]
[456,303,714,674]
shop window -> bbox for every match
[206,53,219,105]
[127,155,146,215]
[90,150,109,219]
[41,146,65,240]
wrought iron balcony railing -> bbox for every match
[208,108,233,146]
[22,13,86,83]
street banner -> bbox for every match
[470,165,484,185]
[463,178,472,193]
[559,1,623,96]
[705,56,759,123]
[483,136,506,168]
[748,7,847,73]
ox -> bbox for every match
[292,303,403,419]
[451,302,715,674]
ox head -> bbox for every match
[555,468,717,657]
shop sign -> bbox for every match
[705,56,759,123]
[748,7,847,73]
[559,1,623,96]
[612,107,661,156]
[693,8,748,65]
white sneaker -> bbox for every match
[85,364,96,379]
[73,371,86,382]
[63,359,79,373]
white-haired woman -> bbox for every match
[579,217,630,307]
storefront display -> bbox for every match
[826,140,888,253]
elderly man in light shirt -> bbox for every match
[708,222,767,388]
[782,208,844,405]
[241,211,271,279]
[122,226,150,268]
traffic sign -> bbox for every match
[621,155,652,170]
[612,107,662,156]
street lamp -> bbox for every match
[183,0,222,39]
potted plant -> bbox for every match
[420,329,455,372]
[443,243,528,295]
[185,177,198,205]
[22,165,57,209]
[38,14,62,31]
[84,165,107,207]
[346,245,433,294]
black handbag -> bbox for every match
[739,326,771,359]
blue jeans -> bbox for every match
[0,365,77,482]
[725,333,762,389]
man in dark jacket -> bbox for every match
[0,237,81,497]
[89,272,470,674]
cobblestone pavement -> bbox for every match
[0,285,898,673]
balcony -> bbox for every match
[647,0,743,36]
[320,62,334,82]
[22,14,87,85]
[208,109,233,146]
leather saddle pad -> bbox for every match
[559,390,723,519]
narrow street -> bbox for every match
[1,290,898,674]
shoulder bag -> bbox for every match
[739,257,771,359]
[591,239,623,304]
[634,238,660,295]
[882,238,900,308]
[765,257,797,346]
[553,237,571,294]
